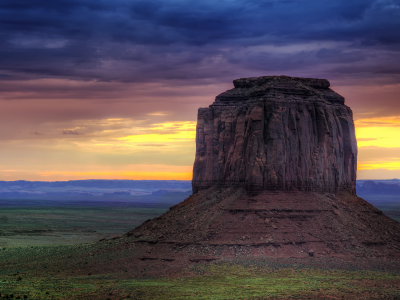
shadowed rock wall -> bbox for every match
[192,76,357,193]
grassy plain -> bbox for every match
[0,192,400,299]
[0,192,190,247]
[0,204,167,246]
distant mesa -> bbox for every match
[357,180,400,195]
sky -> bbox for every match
[0,0,400,181]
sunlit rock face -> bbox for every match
[192,76,357,194]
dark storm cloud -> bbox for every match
[1,0,400,83]
[30,131,42,135]
[62,129,83,135]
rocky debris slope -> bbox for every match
[193,76,357,194]
[127,187,400,263]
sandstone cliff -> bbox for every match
[192,76,357,194]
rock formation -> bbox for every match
[193,76,357,194]
[126,76,400,266]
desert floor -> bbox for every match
[0,194,399,299]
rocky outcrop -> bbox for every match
[123,75,400,272]
[193,76,357,194]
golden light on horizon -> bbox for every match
[356,117,400,171]
[36,164,193,180]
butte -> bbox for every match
[127,75,400,263]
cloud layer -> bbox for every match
[1,0,400,83]
[1,0,400,180]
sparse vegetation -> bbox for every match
[0,200,172,247]
[0,259,399,299]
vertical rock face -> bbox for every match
[193,76,357,194]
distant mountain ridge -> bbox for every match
[0,180,192,200]
[357,179,400,196]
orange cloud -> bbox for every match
[118,121,196,144]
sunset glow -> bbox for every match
[118,122,196,144]
[1,0,399,181]
[356,117,400,148]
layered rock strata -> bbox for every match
[128,187,400,263]
[192,76,357,194]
